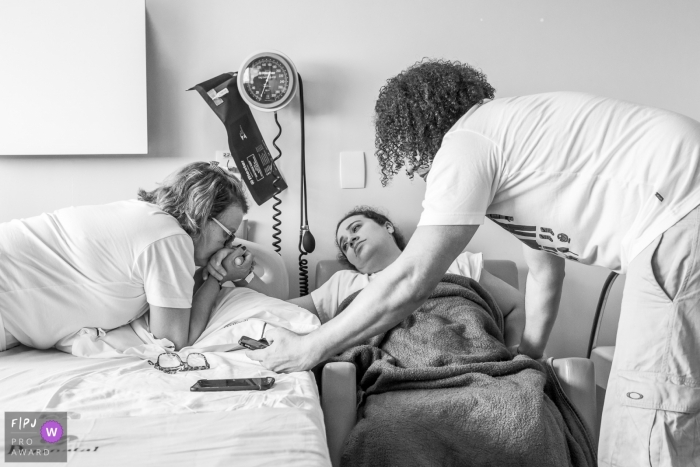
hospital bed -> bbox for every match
[315,258,599,467]
[0,239,330,467]
[0,242,597,466]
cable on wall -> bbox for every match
[270,111,283,254]
[297,75,315,295]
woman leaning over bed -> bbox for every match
[288,206,526,351]
[0,161,254,352]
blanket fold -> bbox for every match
[330,274,596,467]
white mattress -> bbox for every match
[0,288,331,466]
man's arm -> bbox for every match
[478,269,525,349]
[518,245,566,359]
[246,224,479,373]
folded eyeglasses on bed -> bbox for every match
[148,353,210,374]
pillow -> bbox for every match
[193,287,319,351]
[56,288,319,360]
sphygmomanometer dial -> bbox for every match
[238,51,298,112]
[243,57,289,103]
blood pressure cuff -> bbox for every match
[189,73,287,206]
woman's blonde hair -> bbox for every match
[137,161,248,237]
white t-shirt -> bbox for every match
[0,200,195,349]
[419,92,700,273]
[310,251,482,324]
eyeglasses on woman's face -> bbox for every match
[211,217,235,246]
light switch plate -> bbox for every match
[340,151,365,189]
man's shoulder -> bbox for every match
[488,91,601,110]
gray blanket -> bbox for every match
[330,274,596,467]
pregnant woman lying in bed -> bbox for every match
[213,206,595,467]
[290,206,525,352]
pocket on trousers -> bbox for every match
[616,371,700,466]
[648,408,698,467]
[609,403,656,467]
[649,234,676,303]
[616,371,700,413]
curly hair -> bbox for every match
[335,206,407,270]
[137,161,249,238]
[374,59,495,186]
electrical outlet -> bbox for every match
[215,150,231,164]
[215,149,241,177]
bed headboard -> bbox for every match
[233,239,289,300]
[314,258,519,290]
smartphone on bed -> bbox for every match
[190,377,275,392]
[238,336,269,350]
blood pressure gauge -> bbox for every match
[237,50,298,112]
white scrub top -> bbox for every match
[0,200,195,349]
[311,251,483,324]
[419,92,700,273]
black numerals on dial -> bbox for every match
[244,58,290,104]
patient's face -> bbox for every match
[193,204,244,267]
[336,215,401,274]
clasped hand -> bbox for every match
[202,245,255,283]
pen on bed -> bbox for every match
[261,322,266,341]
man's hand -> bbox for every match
[516,340,548,361]
[247,225,479,373]
[245,327,321,373]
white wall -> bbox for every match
[1,0,698,358]
[0,0,147,155]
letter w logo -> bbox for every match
[45,427,58,437]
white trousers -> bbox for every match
[599,205,700,467]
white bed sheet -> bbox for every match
[0,288,330,466]
[0,347,330,466]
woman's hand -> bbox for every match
[220,246,255,283]
[203,245,256,282]
[203,247,234,281]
